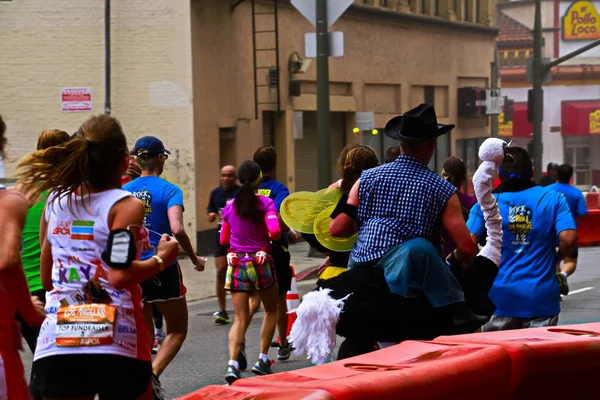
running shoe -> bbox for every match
[152,373,165,400]
[252,358,275,376]
[557,273,569,296]
[277,342,294,361]
[152,331,166,354]
[238,340,248,371]
[214,310,230,325]
[225,364,242,384]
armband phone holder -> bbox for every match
[101,228,137,270]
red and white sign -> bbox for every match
[61,87,92,112]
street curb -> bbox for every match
[296,265,320,282]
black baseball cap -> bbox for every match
[131,136,171,157]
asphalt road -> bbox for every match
[19,247,600,399]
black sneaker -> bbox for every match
[557,273,570,296]
[251,358,274,376]
[238,340,248,371]
[225,365,242,385]
[152,373,165,400]
[214,310,230,325]
[277,342,294,361]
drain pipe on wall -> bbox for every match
[105,0,111,115]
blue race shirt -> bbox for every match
[547,182,588,223]
[467,186,576,319]
[123,176,184,261]
[258,177,290,247]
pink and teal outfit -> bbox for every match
[220,195,280,292]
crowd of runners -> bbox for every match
[0,103,588,399]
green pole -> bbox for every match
[316,0,331,189]
[532,0,543,183]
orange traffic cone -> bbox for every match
[278,265,300,343]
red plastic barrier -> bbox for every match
[176,385,334,399]
[234,340,511,399]
[434,323,600,399]
[586,192,599,211]
[578,209,600,246]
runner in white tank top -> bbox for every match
[35,189,149,360]
[17,115,179,400]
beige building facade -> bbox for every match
[0,0,497,254]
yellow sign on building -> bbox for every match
[563,1,600,40]
[499,112,513,137]
[590,109,600,134]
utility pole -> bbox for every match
[490,0,499,138]
[490,53,499,138]
[531,0,600,182]
[316,0,331,189]
[104,0,111,115]
[532,0,543,183]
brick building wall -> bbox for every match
[0,0,197,244]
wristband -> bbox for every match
[152,255,165,271]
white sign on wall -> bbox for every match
[61,87,92,112]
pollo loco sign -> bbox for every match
[563,1,600,40]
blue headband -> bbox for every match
[498,162,532,181]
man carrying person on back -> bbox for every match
[548,164,588,295]
[330,104,486,338]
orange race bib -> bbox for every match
[55,304,116,347]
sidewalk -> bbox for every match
[180,241,326,302]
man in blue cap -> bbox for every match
[124,136,205,399]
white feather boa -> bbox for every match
[288,288,350,365]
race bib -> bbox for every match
[55,304,116,347]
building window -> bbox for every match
[564,137,593,187]
[420,0,426,13]
[433,0,438,15]
[424,86,435,106]
[464,0,469,21]
[475,0,481,22]
[380,0,389,6]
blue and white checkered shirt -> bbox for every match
[351,155,457,263]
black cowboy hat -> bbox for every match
[384,103,455,142]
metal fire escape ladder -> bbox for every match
[251,0,281,120]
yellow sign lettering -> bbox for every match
[590,109,600,134]
[563,1,600,41]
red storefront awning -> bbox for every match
[499,102,532,138]
[562,100,600,135]
[513,102,533,137]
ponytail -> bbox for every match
[16,114,128,212]
[234,160,264,223]
[16,137,90,203]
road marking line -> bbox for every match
[568,287,594,295]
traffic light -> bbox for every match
[504,98,515,122]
